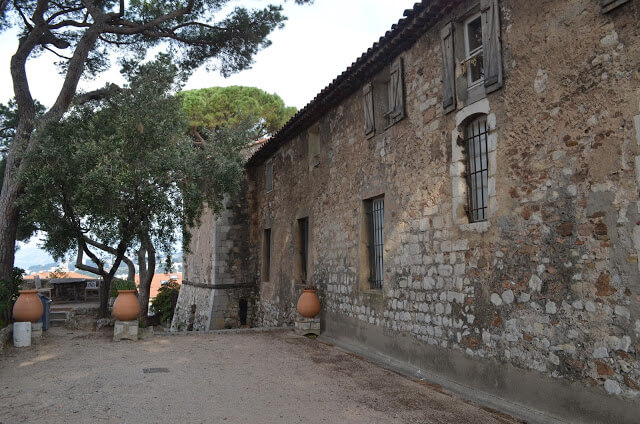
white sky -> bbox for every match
[2,0,418,267]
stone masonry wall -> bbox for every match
[246,0,640,401]
[173,188,257,331]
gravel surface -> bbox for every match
[1,327,523,423]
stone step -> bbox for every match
[50,318,66,327]
[50,311,68,320]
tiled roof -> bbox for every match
[246,0,461,167]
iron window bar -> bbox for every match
[366,197,384,289]
[466,117,489,222]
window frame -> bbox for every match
[463,13,484,90]
[364,196,384,290]
[465,116,489,222]
[297,217,309,284]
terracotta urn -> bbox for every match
[13,290,44,323]
[112,290,140,321]
[297,288,321,318]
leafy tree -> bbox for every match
[180,86,296,141]
[0,267,23,328]
[0,0,311,283]
[20,56,250,318]
[150,279,181,324]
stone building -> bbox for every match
[178,0,640,421]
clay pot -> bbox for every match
[297,288,321,318]
[112,290,140,321]
[13,290,44,323]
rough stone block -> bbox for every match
[31,322,43,342]
[114,320,139,341]
[294,316,320,336]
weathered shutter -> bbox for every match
[600,0,629,13]
[363,82,375,137]
[480,0,503,93]
[441,22,456,114]
[388,58,405,124]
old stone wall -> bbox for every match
[172,188,257,331]
[245,0,640,412]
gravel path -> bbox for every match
[0,327,522,424]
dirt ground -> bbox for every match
[0,327,523,424]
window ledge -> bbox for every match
[459,221,489,233]
[360,288,384,297]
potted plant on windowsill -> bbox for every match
[296,285,320,318]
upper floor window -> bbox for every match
[463,14,484,89]
[362,57,405,137]
[441,0,503,114]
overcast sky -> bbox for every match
[1,0,418,268]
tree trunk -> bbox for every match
[0,131,27,281]
[137,234,155,326]
[99,274,113,318]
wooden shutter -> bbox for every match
[441,22,456,114]
[600,0,629,13]
[387,58,405,125]
[480,0,503,93]
[363,82,375,138]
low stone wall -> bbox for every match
[0,324,12,353]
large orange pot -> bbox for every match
[297,288,321,318]
[112,290,140,321]
[13,290,44,323]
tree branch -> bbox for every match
[72,83,121,105]
[42,44,72,60]
[103,0,194,35]
[46,5,84,24]
[49,19,92,29]
[82,236,135,281]
[75,245,101,275]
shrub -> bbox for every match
[151,280,180,324]
[109,279,137,298]
[0,267,24,328]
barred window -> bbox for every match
[297,217,309,284]
[466,116,489,222]
[365,196,384,289]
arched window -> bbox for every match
[465,116,489,222]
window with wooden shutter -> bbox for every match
[363,82,375,138]
[441,22,456,114]
[600,0,629,13]
[480,0,502,93]
[386,58,404,127]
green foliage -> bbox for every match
[0,99,46,156]
[0,267,24,328]
[180,86,297,139]
[0,1,302,77]
[109,279,138,299]
[19,54,251,276]
[150,280,180,323]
